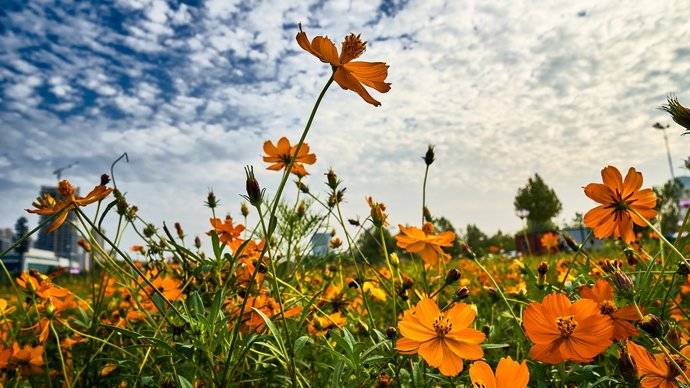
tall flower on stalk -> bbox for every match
[395,222,455,266]
[579,279,639,341]
[208,216,245,253]
[583,166,656,243]
[469,357,530,388]
[396,298,485,376]
[263,137,317,177]
[626,340,690,387]
[297,24,391,106]
[523,293,613,364]
[26,178,113,232]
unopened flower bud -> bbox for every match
[143,223,156,238]
[385,326,397,339]
[240,202,249,218]
[624,247,639,266]
[401,275,414,290]
[618,348,636,382]
[100,174,111,186]
[422,145,435,166]
[677,262,690,276]
[639,314,663,337]
[329,237,342,249]
[445,268,461,284]
[78,239,92,252]
[325,169,340,190]
[377,372,392,388]
[244,166,262,206]
[194,236,201,249]
[661,94,690,132]
[611,270,635,297]
[537,261,548,285]
[562,233,580,252]
[295,180,310,194]
[389,252,400,268]
[205,191,218,209]
[454,287,470,300]
[296,201,306,218]
[174,222,185,240]
[348,218,360,226]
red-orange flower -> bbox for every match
[469,356,530,388]
[263,137,317,177]
[396,298,485,376]
[583,166,657,243]
[27,179,113,233]
[523,293,613,364]
[395,223,455,266]
[296,25,390,106]
[540,232,560,253]
[626,340,690,388]
[579,279,639,341]
[208,216,245,253]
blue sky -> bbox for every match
[1,0,689,243]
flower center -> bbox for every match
[432,314,453,337]
[340,33,366,63]
[667,355,687,378]
[556,315,578,337]
[600,300,616,315]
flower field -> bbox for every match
[2,26,690,388]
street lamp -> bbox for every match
[653,122,675,180]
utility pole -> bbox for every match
[653,122,675,180]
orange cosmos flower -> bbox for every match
[395,223,455,266]
[583,166,657,243]
[208,216,245,252]
[469,356,530,388]
[10,343,44,375]
[262,137,316,177]
[396,298,485,376]
[523,293,613,364]
[27,179,113,233]
[626,340,690,388]
[296,25,390,106]
[579,279,639,341]
[540,232,560,253]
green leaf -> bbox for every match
[188,291,204,318]
[210,230,223,260]
[293,335,312,354]
[97,199,118,231]
[251,307,287,357]
[177,375,193,388]
[481,343,510,349]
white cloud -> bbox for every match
[2,0,690,248]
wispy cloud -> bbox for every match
[1,0,689,243]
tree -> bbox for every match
[514,174,562,232]
[356,226,396,264]
[432,216,462,257]
[13,217,30,255]
[464,224,488,255]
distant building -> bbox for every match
[3,248,79,274]
[310,232,331,257]
[0,228,13,252]
[33,185,83,268]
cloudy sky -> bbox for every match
[1,0,689,245]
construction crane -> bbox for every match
[52,161,79,181]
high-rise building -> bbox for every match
[33,185,82,267]
[0,228,14,252]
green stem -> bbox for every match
[220,75,333,387]
[422,164,429,225]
